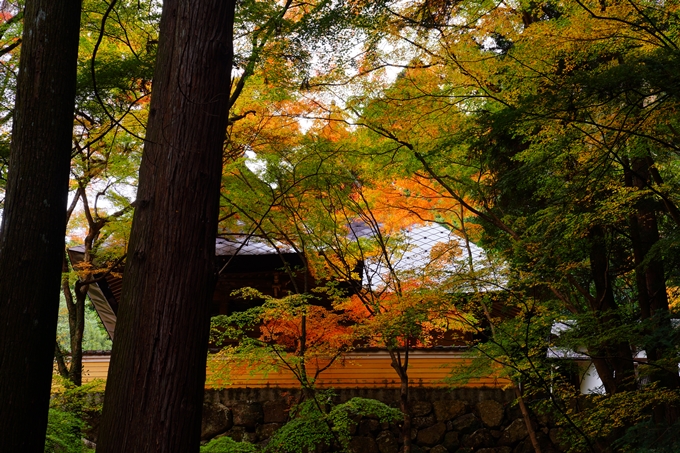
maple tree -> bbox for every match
[329,0,680,449]
[55,0,156,387]
[219,109,482,451]
[92,1,419,448]
[209,289,355,393]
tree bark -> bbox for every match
[587,225,636,394]
[96,1,235,452]
[0,1,82,451]
[389,348,412,453]
[62,189,108,386]
[626,157,678,389]
[514,387,542,453]
[61,253,86,386]
[627,158,671,318]
[55,342,70,379]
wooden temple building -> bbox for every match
[67,224,512,389]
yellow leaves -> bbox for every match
[668,286,680,314]
[429,240,462,267]
[282,1,314,22]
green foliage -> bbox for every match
[327,397,403,448]
[50,379,105,416]
[200,436,259,453]
[446,302,557,389]
[44,409,92,453]
[57,296,112,353]
[564,386,680,453]
[613,418,680,453]
[45,380,104,452]
[266,394,402,453]
[265,406,334,453]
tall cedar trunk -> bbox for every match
[95,1,235,452]
[627,158,671,317]
[0,1,82,451]
[587,226,636,393]
[626,157,678,389]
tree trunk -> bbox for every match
[389,348,412,453]
[96,1,235,452]
[626,157,678,389]
[587,226,636,393]
[514,387,542,453]
[55,342,70,379]
[399,375,413,453]
[0,1,82,451]
[627,158,671,318]
[68,282,86,385]
[62,253,86,386]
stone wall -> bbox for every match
[201,388,567,453]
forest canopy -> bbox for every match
[0,0,679,451]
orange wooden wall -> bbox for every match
[77,351,509,389]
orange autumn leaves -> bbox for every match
[359,177,483,239]
[339,285,474,349]
[259,296,354,355]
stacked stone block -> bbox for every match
[200,388,566,452]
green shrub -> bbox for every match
[50,378,105,417]
[329,397,402,447]
[265,412,333,453]
[44,390,401,453]
[266,394,402,453]
[45,409,92,453]
[200,436,259,453]
[610,417,680,452]
[46,379,103,452]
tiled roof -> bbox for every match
[215,237,294,256]
[362,222,491,288]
